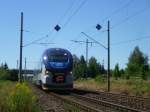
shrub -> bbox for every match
[95,75,106,83]
[0,81,14,112]
[132,80,144,96]
[7,82,41,112]
[0,69,10,80]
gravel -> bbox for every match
[29,84,67,112]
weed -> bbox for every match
[8,82,41,112]
[0,81,41,112]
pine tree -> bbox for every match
[113,63,121,80]
[79,55,87,78]
[72,55,80,79]
[126,46,149,78]
[0,63,4,69]
[88,57,100,78]
[4,62,8,70]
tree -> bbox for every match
[120,69,125,75]
[79,55,87,78]
[100,63,106,74]
[113,63,121,80]
[4,62,8,70]
[72,55,80,79]
[0,68,10,80]
[88,57,100,78]
[126,46,149,78]
[9,69,18,81]
[0,63,4,69]
[72,55,87,79]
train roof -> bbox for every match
[43,48,72,55]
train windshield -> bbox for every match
[48,54,68,62]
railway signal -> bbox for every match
[96,24,102,30]
[54,24,61,31]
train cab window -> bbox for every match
[48,54,68,62]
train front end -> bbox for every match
[41,48,73,90]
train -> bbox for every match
[33,48,73,90]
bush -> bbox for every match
[0,69,10,80]
[0,81,41,112]
[0,69,18,81]
[131,80,149,96]
[0,81,14,112]
[125,74,130,80]
[8,69,18,81]
[95,75,106,83]
[7,82,41,112]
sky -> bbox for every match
[0,0,150,69]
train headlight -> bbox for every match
[45,70,49,75]
[43,56,47,60]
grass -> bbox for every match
[0,80,41,112]
[75,76,150,97]
[0,80,15,112]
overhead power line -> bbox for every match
[57,0,76,25]
[112,35,150,46]
[49,0,87,44]
[112,6,150,29]
[82,0,134,38]
[101,0,134,23]
[23,1,77,47]
[23,29,46,36]
[23,27,55,47]
[62,0,87,28]
[23,35,49,47]
[33,42,55,47]
[71,39,96,67]
[81,32,108,50]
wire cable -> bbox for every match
[81,32,108,50]
[23,29,46,36]
[45,0,86,45]
[62,0,87,28]
[23,1,77,47]
[57,0,77,25]
[112,35,150,46]
[80,0,134,39]
[101,0,134,23]
[112,6,150,29]
[23,35,49,47]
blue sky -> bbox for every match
[0,0,150,69]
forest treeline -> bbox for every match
[73,46,150,80]
[0,46,149,81]
[0,62,18,81]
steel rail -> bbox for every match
[49,92,103,112]
[72,93,146,112]
[73,88,150,111]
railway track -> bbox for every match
[48,89,149,112]
[72,88,150,112]
[32,84,150,112]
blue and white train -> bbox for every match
[33,48,73,90]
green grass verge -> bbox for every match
[75,76,150,97]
